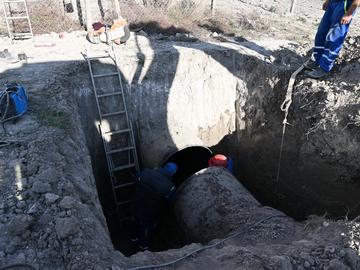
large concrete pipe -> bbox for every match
[174,167,302,243]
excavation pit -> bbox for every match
[0,32,359,269]
[74,38,360,258]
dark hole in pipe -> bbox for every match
[162,146,213,187]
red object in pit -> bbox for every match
[208,154,228,168]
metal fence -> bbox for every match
[0,0,88,36]
[0,0,242,37]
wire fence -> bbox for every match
[1,0,274,37]
[0,0,197,36]
[0,0,88,36]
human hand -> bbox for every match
[341,14,353,24]
[322,0,330,10]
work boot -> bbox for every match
[306,67,328,79]
[304,59,319,70]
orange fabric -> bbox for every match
[109,19,127,42]
[110,19,127,32]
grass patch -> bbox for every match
[122,1,270,38]
[1,0,271,38]
[123,0,207,35]
[167,0,198,23]
[34,107,72,132]
[28,0,81,34]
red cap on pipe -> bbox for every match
[208,154,228,168]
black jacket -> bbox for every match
[132,169,175,222]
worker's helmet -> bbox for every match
[208,154,228,168]
[163,162,178,176]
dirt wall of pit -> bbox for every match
[228,41,360,220]
[0,60,126,269]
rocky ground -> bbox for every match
[0,57,119,269]
[224,35,360,222]
[0,1,360,270]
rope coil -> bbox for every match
[0,89,10,123]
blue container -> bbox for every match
[0,84,28,120]
[8,84,28,115]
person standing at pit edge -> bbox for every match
[305,0,360,79]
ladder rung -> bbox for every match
[93,72,118,78]
[12,32,32,35]
[97,92,122,98]
[107,146,134,155]
[112,163,136,172]
[102,110,126,118]
[114,182,136,189]
[104,128,130,136]
[6,16,28,19]
[116,200,133,206]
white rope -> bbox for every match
[275,61,308,185]
[0,89,10,123]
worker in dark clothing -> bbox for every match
[131,162,177,251]
[305,0,359,79]
[208,154,234,173]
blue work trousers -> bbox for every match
[313,1,354,72]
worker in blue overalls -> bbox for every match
[305,0,359,79]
